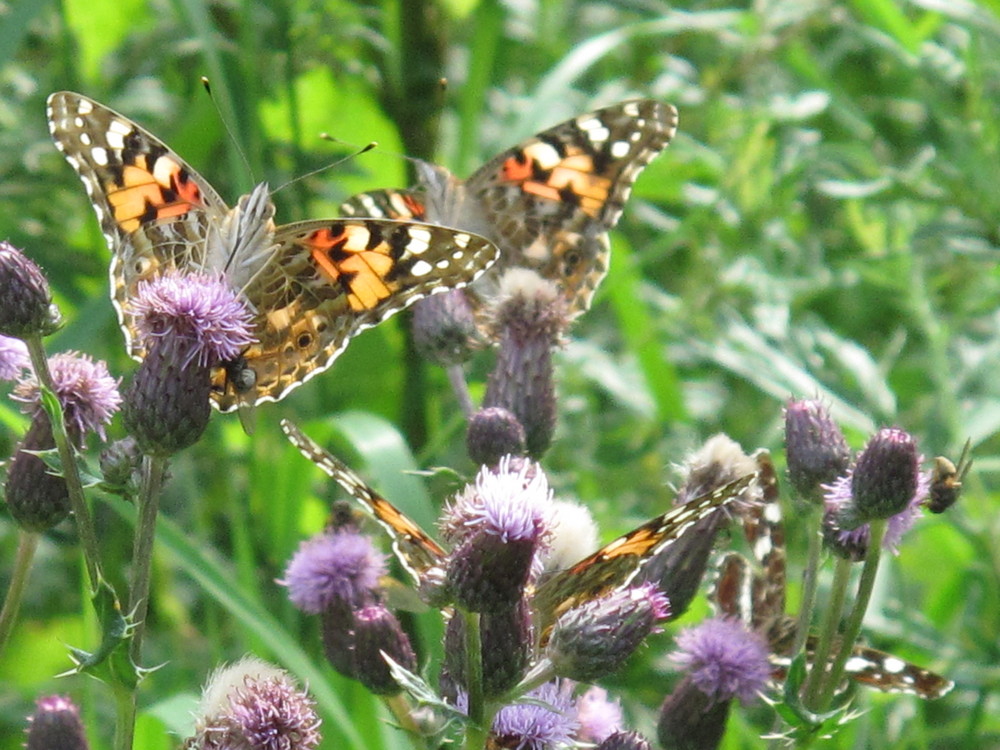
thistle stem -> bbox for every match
[791,519,822,656]
[447,364,475,418]
[0,530,39,657]
[815,519,887,710]
[23,334,102,588]
[804,555,852,707]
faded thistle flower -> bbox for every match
[482,269,570,458]
[467,406,527,466]
[0,335,30,381]
[488,680,579,750]
[658,618,770,750]
[350,602,418,695]
[640,435,754,618]
[6,352,121,531]
[575,686,623,744]
[186,656,321,750]
[99,437,143,498]
[442,456,551,613]
[547,583,670,681]
[412,289,480,366]
[0,241,59,338]
[25,695,89,750]
[784,399,851,501]
[123,271,254,456]
[280,528,387,613]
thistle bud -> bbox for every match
[851,428,919,522]
[412,289,480,366]
[351,603,417,695]
[598,731,652,750]
[784,399,851,501]
[25,695,89,750]
[0,241,59,338]
[546,584,669,681]
[466,406,527,466]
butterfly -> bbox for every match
[712,453,954,699]
[47,91,499,412]
[340,99,678,315]
[281,419,754,635]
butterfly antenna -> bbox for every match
[272,138,378,195]
[201,77,255,183]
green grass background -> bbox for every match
[1,0,998,747]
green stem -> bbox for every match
[462,610,488,750]
[804,556,852,707]
[446,364,475,418]
[791,520,822,655]
[815,520,887,711]
[0,531,40,657]
[115,453,168,750]
[384,693,428,750]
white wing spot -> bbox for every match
[883,657,907,674]
[109,119,132,136]
[410,259,433,277]
[436,259,450,269]
[408,227,431,254]
[610,140,631,159]
[91,147,109,166]
[106,130,125,150]
[623,102,641,116]
[79,133,91,146]
[65,155,81,171]
[74,116,85,129]
[76,98,94,115]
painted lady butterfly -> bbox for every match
[340,100,678,314]
[281,419,754,635]
[712,452,954,699]
[47,91,499,412]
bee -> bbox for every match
[928,439,972,514]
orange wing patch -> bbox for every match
[305,225,404,311]
[107,156,201,232]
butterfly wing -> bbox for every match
[340,189,428,222]
[281,419,446,584]
[533,472,753,637]
[463,99,678,313]
[209,218,497,410]
[47,91,232,360]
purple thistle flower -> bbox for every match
[0,335,30,381]
[279,529,387,613]
[13,351,121,441]
[132,270,254,368]
[823,468,929,556]
[784,399,851,502]
[849,428,921,523]
[25,695,89,750]
[188,657,321,750]
[123,272,254,455]
[575,687,623,744]
[657,674,731,750]
[670,617,770,705]
[547,583,670,681]
[489,680,579,750]
[443,457,552,613]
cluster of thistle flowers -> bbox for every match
[0,242,323,748]
[280,271,775,750]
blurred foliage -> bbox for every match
[1,0,999,747]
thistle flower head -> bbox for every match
[597,731,651,750]
[575,687,623,744]
[0,241,59,338]
[547,583,670,681]
[13,351,121,441]
[280,529,387,613]
[25,695,89,750]
[657,674,731,750]
[411,289,480,366]
[489,680,579,750]
[443,457,552,612]
[188,656,321,750]
[538,498,598,575]
[823,466,929,557]
[670,617,770,704]
[132,270,255,368]
[784,399,851,501]
[0,335,30,381]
